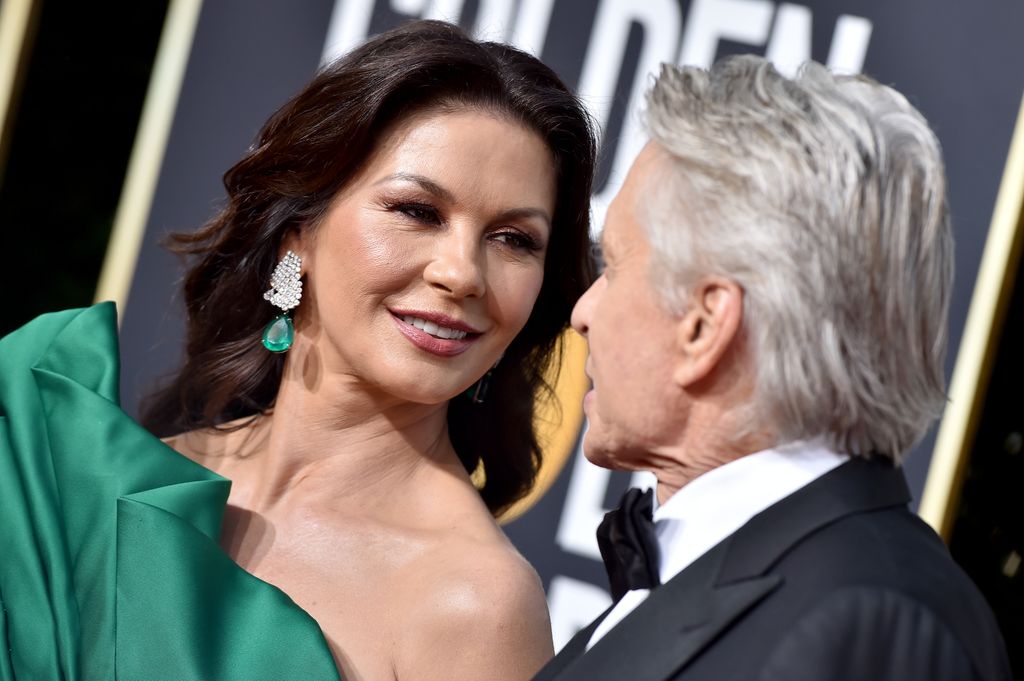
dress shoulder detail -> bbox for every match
[0,304,340,680]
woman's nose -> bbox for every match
[423,229,486,299]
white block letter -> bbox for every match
[679,0,774,68]
[766,3,812,77]
[578,0,682,234]
[555,439,613,560]
[827,15,872,75]
[548,576,613,651]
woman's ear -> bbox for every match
[672,277,743,387]
[278,229,308,272]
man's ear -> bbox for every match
[672,277,743,387]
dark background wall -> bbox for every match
[1,1,168,328]
[1,0,1020,667]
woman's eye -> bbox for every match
[391,202,440,224]
[493,230,541,252]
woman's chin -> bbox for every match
[384,382,471,408]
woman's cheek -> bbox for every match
[497,266,546,331]
[341,220,420,287]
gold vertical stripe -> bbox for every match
[919,92,1024,539]
[93,0,204,317]
[0,0,39,178]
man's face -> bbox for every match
[571,143,687,471]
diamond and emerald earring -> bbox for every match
[466,355,502,404]
[466,368,494,404]
[261,250,302,353]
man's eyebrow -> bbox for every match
[374,173,455,203]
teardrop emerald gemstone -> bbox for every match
[262,314,294,353]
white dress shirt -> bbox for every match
[585,439,848,650]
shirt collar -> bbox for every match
[651,438,849,584]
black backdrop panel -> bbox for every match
[116,0,1024,649]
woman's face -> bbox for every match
[291,109,557,404]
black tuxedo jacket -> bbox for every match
[535,458,1012,681]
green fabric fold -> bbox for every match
[1,303,341,680]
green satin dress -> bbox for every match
[0,303,341,680]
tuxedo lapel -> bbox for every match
[717,456,910,583]
[548,543,780,681]
[534,457,912,681]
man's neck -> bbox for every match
[651,412,777,505]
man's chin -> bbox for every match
[582,432,623,471]
[582,429,655,476]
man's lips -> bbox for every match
[583,359,595,406]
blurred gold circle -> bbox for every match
[499,329,589,523]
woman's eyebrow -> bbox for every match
[378,173,552,227]
[375,172,455,202]
[494,207,552,229]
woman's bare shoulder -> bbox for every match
[392,533,554,681]
[161,416,266,471]
[407,531,547,606]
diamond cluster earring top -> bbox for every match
[263,250,302,311]
[261,250,302,353]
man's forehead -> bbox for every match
[601,188,639,259]
[602,142,666,252]
[599,216,623,259]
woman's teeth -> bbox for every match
[402,315,469,340]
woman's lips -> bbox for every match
[389,308,482,334]
[391,313,479,357]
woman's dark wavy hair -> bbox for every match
[141,19,597,515]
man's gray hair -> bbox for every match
[641,55,953,460]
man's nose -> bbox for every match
[571,274,602,336]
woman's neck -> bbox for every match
[211,362,466,515]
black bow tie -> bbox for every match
[596,487,661,601]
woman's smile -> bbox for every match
[390,309,482,357]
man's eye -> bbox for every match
[591,242,606,272]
